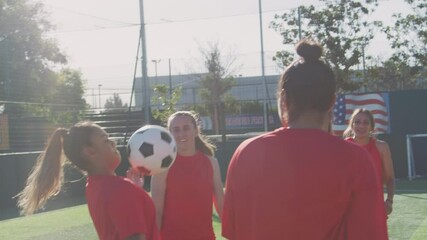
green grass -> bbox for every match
[0,179,425,240]
[0,205,97,240]
[387,193,427,240]
[0,205,224,240]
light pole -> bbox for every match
[152,59,161,83]
[139,0,150,124]
[258,0,268,132]
[298,6,302,40]
[92,88,95,110]
[98,84,102,109]
[168,58,172,101]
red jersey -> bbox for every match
[161,151,215,240]
[222,128,388,240]
[86,175,160,240]
[346,137,383,185]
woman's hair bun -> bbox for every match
[295,39,323,62]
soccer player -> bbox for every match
[17,121,159,240]
[343,108,395,215]
[150,111,224,240]
[222,39,388,240]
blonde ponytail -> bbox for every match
[16,128,68,215]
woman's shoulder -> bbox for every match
[374,138,390,151]
[198,153,218,168]
[205,154,217,161]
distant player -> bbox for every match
[151,111,224,240]
[222,39,388,240]
[17,121,159,240]
[344,108,395,216]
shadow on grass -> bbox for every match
[212,213,221,223]
[397,194,427,200]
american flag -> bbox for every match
[332,93,390,136]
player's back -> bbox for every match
[222,127,388,240]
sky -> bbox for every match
[37,0,412,108]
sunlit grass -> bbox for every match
[0,179,425,240]
[0,205,97,240]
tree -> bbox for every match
[385,0,426,66]
[270,0,382,92]
[28,68,87,124]
[198,42,237,134]
[151,84,182,125]
[239,100,264,115]
[0,0,71,115]
[105,93,128,112]
[368,0,427,90]
[364,59,421,91]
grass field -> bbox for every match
[0,179,425,240]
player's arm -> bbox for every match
[126,234,146,240]
[151,170,168,229]
[378,140,395,214]
[222,152,239,240]
[209,156,224,220]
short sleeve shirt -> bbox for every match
[86,175,160,240]
[222,128,388,240]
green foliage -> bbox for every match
[384,0,426,67]
[222,93,239,114]
[239,100,264,114]
[0,1,87,125]
[199,42,236,133]
[0,0,66,101]
[189,103,209,116]
[375,0,427,90]
[365,59,424,91]
[360,0,426,92]
[104,93,128,112]
[151,84,183,125]
[26,68,87,124]
[270,0,382,92]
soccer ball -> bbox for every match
[127,125,177,175]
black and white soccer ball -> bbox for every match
[127,125,177,175]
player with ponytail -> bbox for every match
[151,111,224,240]
[17,121,159,240]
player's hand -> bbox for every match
[385,199,393,215]
[136,166,151,176]
[126,167,144,188]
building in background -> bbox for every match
[134,74,280,110]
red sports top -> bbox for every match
[346,137,383,185]
[86,175,160,240]
[222,128,388,240]
[161,151,215,240]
